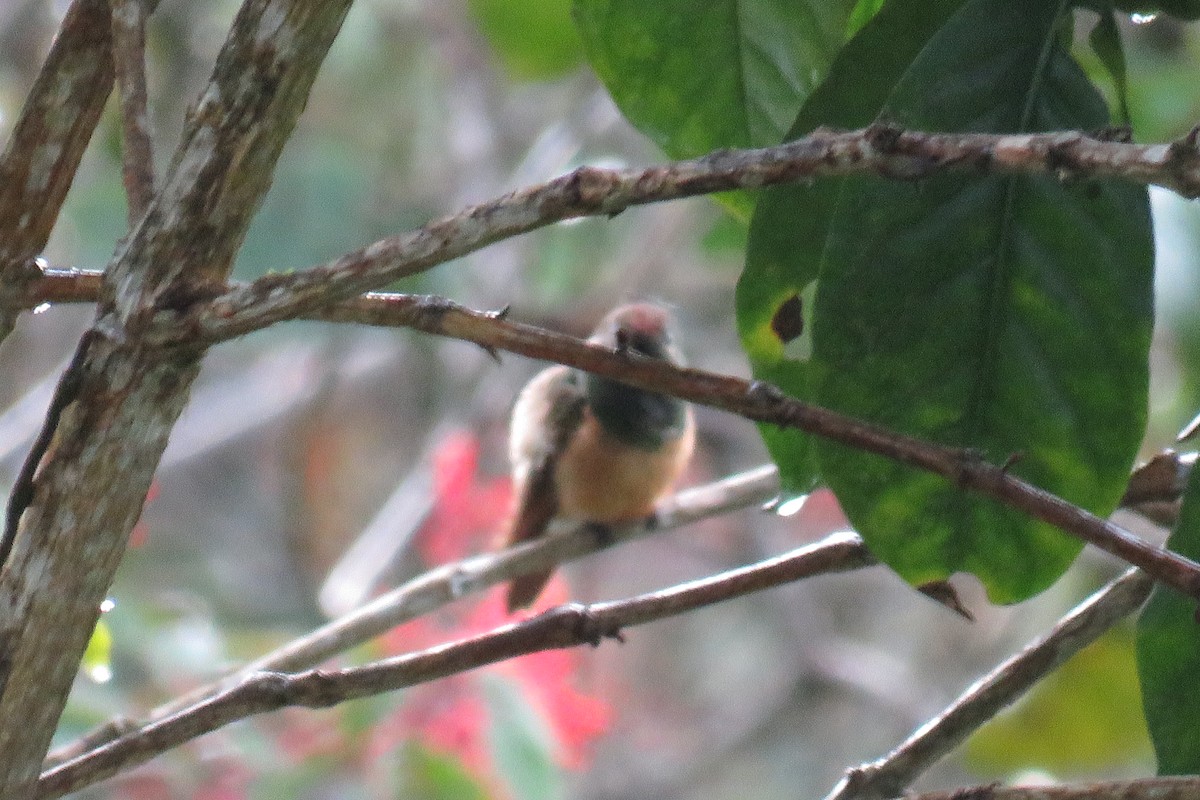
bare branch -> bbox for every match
[23,267,105,307]
[0,0,128,343]
[13,272,1198,591]
[11,261,1196,585]
[38,531,872,798]
[142,125,1200,344]
[1120,450,1191,527]
[824,568,1155,800]
[237,294,1200,598]
[109,0,156,224]
[46,465,784,769]
[906,777,1200,800]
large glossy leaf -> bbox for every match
[572,0,851,157]
[811,0,1153,603]
[736,0,968,494]
[1137,462,1200,775]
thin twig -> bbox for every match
[904,777,1200,800]
[109,0,156,224]
[824,568,1156,800]
[0,0,130,343]
[38,531,872,798]
[44,465,784,769]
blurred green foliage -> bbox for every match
[467,0,584,79]
[968,628,1153,774]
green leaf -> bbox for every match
[968,628,1151,773]
[1087,5,1131,125]
[572,0,852,157]
[81,618,112,683]
[845,0,886,37]
[483,676,562,800]
[811,0,1153,603]
[468,0,585,80]
[736,0,968,494]
[1137,462,1200,775]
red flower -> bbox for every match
[372,428,615,786]
[418,431,512,565]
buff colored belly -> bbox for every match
[554,408,695,522]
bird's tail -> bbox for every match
[506,569,552,612]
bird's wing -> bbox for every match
[505,365,586,547]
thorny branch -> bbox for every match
[38,532,873,798]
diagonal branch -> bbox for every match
[904,777,1200,800]
[38,531,873,798]
[12,273,1198,592]
[45,465,783,768]
[11,264,1196,589]
[0,0,354,792]
[163,125,1200,344]
[43,449,1183,781]
[0,0,140,344]
[228,294,1200,598]
[109,0,156,225]
[823,568,1155,800]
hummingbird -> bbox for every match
[503,303,696,611]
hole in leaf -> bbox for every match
[771,293,804,343]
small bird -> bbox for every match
[503,303,696,611]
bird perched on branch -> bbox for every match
[503,303,696,612]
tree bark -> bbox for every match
[0,0,118,343]
[0,0,352,793]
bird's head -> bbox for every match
[582,303,689,449]
[590,302,683,364]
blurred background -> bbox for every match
[1,1,1199,797]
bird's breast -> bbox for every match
[554,407,695,522]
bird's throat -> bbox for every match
[584,373,687,450]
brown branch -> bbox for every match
[0,0,354,792]
[0,0,124,344]
[109,0,156,224]
[250,295,1200,598]
[12,273,1197,587]
[131,125,1200,344]
[45,465,784,769]
[38,531,871,798]
[23,267,105,306]
[907,777,1200,800]
[12,269,1199,529]
[824,568,1155,800]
